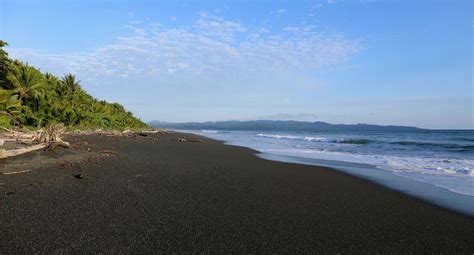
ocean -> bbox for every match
[180,129,474,216]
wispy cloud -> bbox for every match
[9,14,361,88]
[194,13,246,42]
[270,9,287,16]
[276,9,286,14]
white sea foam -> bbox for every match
[304,136,329,142]
[257,133,338,143]
[257,133,301,139]
[201,130,220,134]
[256,133,371,144]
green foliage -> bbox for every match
[0,41,11,88]
[0,41,147,130]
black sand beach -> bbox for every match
[1,132,473,253]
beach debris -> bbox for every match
[85,128,171,139]
[0,143,49,159]
[5,191,14,195]
[32,123,69,145]
[2,169,31,175]
[0,123,70,159]
[73,173,84,179]
[44,140,71,152]
[69,128,171,140]
[175,137,203,143]
[100,149,118,155]
[141,129,173,135]
[71,141,88,148]
[0,138,15,146]
[60,161,73,168]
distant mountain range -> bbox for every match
[149,120,425,132]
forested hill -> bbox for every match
[150,120,424,132]
[0,41,146,129]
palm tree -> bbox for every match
[6,61,46,105]
[0,89,11,104]
[0,40,10,87]
[62,73,81,93]
[0,42,147,129]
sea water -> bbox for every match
[180,129,474,216]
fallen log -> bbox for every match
[2,169,31,175]
[0,138,16,146]
[0,126,20,134]
[0,143,47,159]
[0,123,70,159]
[31,123,67,144]
[44,141,71,152]
[1,132,34,140]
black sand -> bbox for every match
[1,132,473,253]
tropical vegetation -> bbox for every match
[0,41,147,130]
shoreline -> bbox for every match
[257,152,474,217]
[1,131,473,252]
[180,129,474,217]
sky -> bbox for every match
[1,0,472,129]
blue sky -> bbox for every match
[1,0,472,129]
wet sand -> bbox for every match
[1,132,473,253]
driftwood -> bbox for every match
[2,169,31,175]
[0,143,47,159]
[32,123,69,145]
[0,138,16,146]
[0,123,70,159]
[0,125,171,160]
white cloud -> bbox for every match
[194,13,246,42]
[127,12,136,18]
[271,9,286,16]
[8,15,361,85]
[282,25,316,32]
[124,24,147,36]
